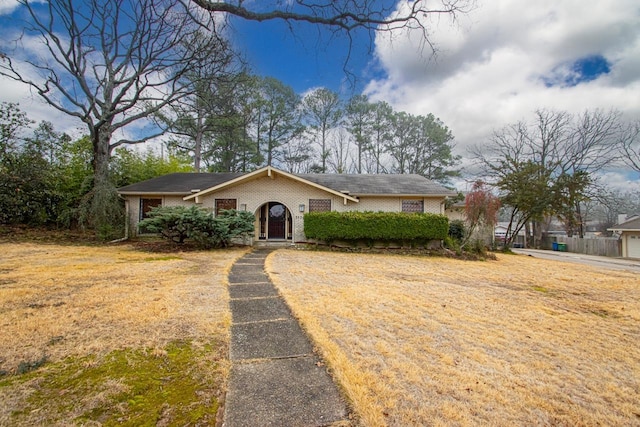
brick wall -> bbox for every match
[446,207,465,222]
[198,174,348,242]
[127,195,191,236]
[126,174,447,242]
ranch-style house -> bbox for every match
[117,166,457,244]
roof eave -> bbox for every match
[354,193,455,197]
[118,191,190,196]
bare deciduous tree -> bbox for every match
[369,101,394,173]
[156,31,241,172]
[190,0,471,46]
[254,77,304,167]
[620,120,640,173]
[327,128,353,174]
[0,0,223,229]
[345,94,373,174]
[301,88,342,173]
[189,1,473,85]
[562,109,623,174]
[473,108,624,242]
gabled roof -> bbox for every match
[116,166,456,200]
[609,215,640,231]
[117,172,243,195]
[297,173,456,196]
[183,167,359,203]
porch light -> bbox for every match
[299,204,305,212]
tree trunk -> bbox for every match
[84,124,123,238]
[194,121,203,173]
[93,126,112,188]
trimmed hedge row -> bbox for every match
[303,211,449,243]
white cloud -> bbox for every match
[596,170,640,193]
[0,0,47,16]
[365,0,640,151]
[0,0,19,15]
[0,75,86,138]
[0,7,185,142]
[1,28,86,136]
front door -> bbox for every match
[268,202,286,239]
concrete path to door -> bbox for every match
[223,249,351,427]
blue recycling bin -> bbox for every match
[552,242,559,251]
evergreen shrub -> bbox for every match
[303,211,449,245]
[448,219,465,242]
[138,206,254,248]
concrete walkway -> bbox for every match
[223,249,350,427]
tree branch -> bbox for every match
[190,0,470,34]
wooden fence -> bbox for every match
[554,236,621,257]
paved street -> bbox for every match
[512,249,640,273]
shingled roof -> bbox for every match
[117,168,456,197]
[298,173,455,196]
[118,172,243,195]
[609,215,640,231]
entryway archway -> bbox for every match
[257,202,292,241]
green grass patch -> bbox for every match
[531,285,549,293]
[141,255,183,262]
[2,341,223,426]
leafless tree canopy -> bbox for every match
[471,108,629,240]
[190,0,472,58]
[191,0,470,30]
[0,0,236,230]
[620,120,640,172]
[0,0,230,185]
[473,109,624,181]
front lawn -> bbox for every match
[267,251,640,426]
[0,242,246,426]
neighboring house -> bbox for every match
[445,200,466,222]
[494,222,526,247]
[117,166,457,244]
[608,215,640,259]
[445,200,504,246]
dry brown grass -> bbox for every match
[0,242,247,424]
[0,242,246,371]
[266,250,640,426]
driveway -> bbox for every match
[512,248,640,272]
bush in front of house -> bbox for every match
[138,206,254,248]
[303,211,449,246]
[189,208,255,249]
[448,219,466,243]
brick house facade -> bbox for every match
[118,166,456,244]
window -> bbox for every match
[402,200,424,213]
[140,198,162,220]
[309,199,331,212]
[215,198,237,215]
[139,198,162,234]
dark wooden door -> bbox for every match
[268,202,286,239]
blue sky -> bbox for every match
[1,0,639,190]
[228,16,381,94]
